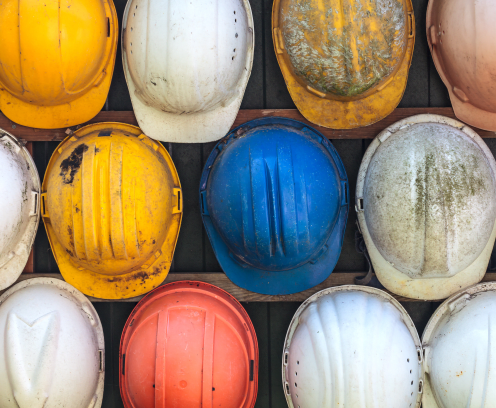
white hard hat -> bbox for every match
[422,282,496,408]
[122,0,254,143]
[356,114,496,300]
[0,130,40,290]
[282,286,423,408]
[0,278,104,408]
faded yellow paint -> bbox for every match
[272,0,415,129]
[41,123,183,299]
[0,0,118,129]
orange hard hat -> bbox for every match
[119,281,259,408]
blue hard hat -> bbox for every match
[200,117,349,295]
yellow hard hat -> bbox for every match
[41,123,182,299]
[0,0,118,129]
[272,0,415,129]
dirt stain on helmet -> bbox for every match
[59,144,89,184]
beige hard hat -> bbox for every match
[427,0,496,131]
[356,114,496,300]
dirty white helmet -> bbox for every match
[122,0,254,143]
[282,286,423,408]
[422,282,496,408]
[0,130,40,290]
[0,278,104,408]
[356,114,496,300]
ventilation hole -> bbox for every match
[411,392,413,396]
[131,42,132,46]
[136,4,137,8]
[295,372,297,376]
[234,10,236,14]
[42,195,46,215]
[295,383,297,387]
[407,359,410,363]
[107,17,110,37]
[296,394,298,398]
[411,381,413,385]
[235,33,238,38]
[33,193,38,214]
[410,370,412,373]
[284,354,288,364]
[177,191,181,211]
[232,56,234,60]
[133,12,135,16]
[131,50,133,54]
[233,48,236,52]
[235,19,237,22]
[443,30,445,34]
[297,361,299,365]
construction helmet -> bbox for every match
[356,114,496,300]
[41,123,182,299]
[122,0,254,143]
[427,0,496,131]
[0,0,118,129]
[119,281,258,408]
[200,117,349,295]
[283,285,423,408]
[422,282,496,408]
[0,278,105,408]
[0,129,40,290]
[272,0,415,129]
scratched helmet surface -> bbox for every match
[41,123,183,299]
[283,286,422,408]
[422,283,496,408]
[0,129,40,290]
[119,281,258,408]
[356,114,496,300]
[0,0,118,129]
[200,117,349,295]
[0,278,104,408]
[272,0,415,129]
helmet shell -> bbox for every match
[0,278,104,408]
[200,117,349,295]
[422,282,496,408]
[283,286,422,408]
[119,281,258,408]
[41,123,183,299]
[356,114,496,300]
[272,0,415,129]
[0,130,40,290]
[427,0,496,131]
[122,0,254,142]
[0,0,118,128]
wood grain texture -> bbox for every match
[5,272,496,303]
[4,108,496,142]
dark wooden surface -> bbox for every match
[4,108,496,141]
[4,0,496,406]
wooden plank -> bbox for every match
[5,272,496,303]
[4,108,496,142]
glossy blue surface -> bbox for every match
[200,117,349,295]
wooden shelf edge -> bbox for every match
[4,272,496,303]
[2,108,496,142]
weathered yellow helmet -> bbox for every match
[0,0,118,129]
[272,0,415,129]
[41,123,182,299]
